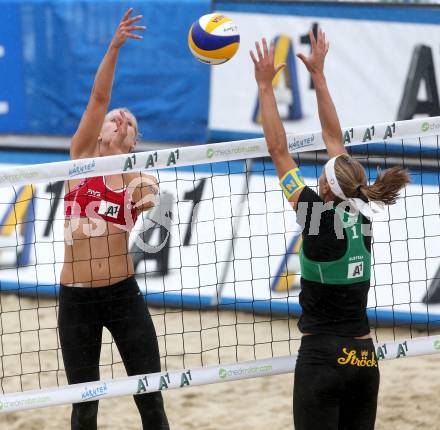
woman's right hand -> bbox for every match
[250,38,285,90]
[109,110,129,149]
[110,8,146,49]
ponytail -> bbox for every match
[359,166,410,205]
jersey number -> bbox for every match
[351,225,359,239]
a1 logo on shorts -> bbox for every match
[347,261,364,279]
[98,200,121,218]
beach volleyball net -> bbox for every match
[0,116,439,411]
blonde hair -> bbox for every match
[105,107,139,141]
[333,154,410,205]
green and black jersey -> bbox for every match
[296,187,372,337]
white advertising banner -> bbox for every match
[0,159,439,325]
[209,10,440,139]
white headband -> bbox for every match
[324,155,383,218]
[324,156,347,200]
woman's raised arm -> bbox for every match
[70,8,145,159]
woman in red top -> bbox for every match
[59,9,169,429]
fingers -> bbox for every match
[143,175,159,186]
[269,41,276,59]
[125,34,143,40]
[116,111,128,135]
[114,116,122,131]
[296,53,307,65]
[114,10,145,47]
[119,14,145,33]
[309,30,317,50]
[125,25,146,32]
[120,16,145,35]
[255,41,263,61]
[262,38,269,58]
[251,38,286,77]
[120,23,146,39]
[309,28,329,58]
[296,53,312,72]
[125,15,144,25]
[249,50,257,65]
[253,39,271,63]
[144,176,159,195]
[120,110,128,127]
[317,29,325,49]
[121,7,133,22]
[145,180,159,195]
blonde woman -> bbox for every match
[250,31,409,430]
[60,9,169,429]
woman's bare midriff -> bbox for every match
[60,218,134,288]
[61,176,138,288]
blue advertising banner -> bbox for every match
[0,0,210,143]
[0,3,26,132]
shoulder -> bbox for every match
[296,186,334,221]
[297,187,342,239]
[66,179,83,189]
[297,186,322,204]
[65,178,86,195]
[69,144,99,160]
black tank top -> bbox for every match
[296,186,371,337]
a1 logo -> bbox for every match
[98,201,120,219]
[348,261,364,279]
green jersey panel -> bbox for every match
[300,208,371,285]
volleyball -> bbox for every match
[188,13,240,65]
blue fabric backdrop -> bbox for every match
[0,0,210,143]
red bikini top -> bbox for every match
[64,176,138,228]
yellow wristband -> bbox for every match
[279,168,305,200]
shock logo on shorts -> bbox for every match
[337,348,377,367]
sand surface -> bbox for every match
[1,294,440,429]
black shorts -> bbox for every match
[58,276,169,430]
[294,334,379,430]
